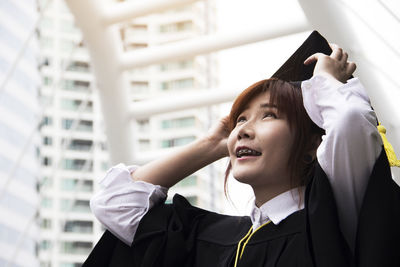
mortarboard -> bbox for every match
[271,30,399,166]
[272,30,332,82]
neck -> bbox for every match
[252,183,294,207]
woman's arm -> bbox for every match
[131,116,229,187]
[303,46,382,251]
[91,117,229,245]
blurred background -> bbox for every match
[0,0,399,266]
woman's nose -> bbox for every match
[237,123,254,140]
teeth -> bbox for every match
[236,148,261,157]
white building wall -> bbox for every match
[0,1,40,267]
[38,0,224,266]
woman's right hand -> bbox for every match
[205,116,230,159]
[304,44,356,83]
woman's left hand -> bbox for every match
[304,44,356,83]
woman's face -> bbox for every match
[227,91,294,189]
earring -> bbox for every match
[303,154,313,164]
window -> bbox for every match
[40,218,52,229]
[61,79,90,92]
[43,116,53,126]
[41,197,53,208]
[62,159,93,171]
[60,241,92,255]
[159,21,193,33]
[137,119,149,132]
[61,199,90,213]
[160,59,193,72]
[42,156,52,166]
[61,99,93,112]
[67,61,89,72]
[130,81,149,94]
[161,78,194,91]
[139,139,150,151]
[64,220,93,234]
[40,240,52,250]
[61,178,93,192]
[67,139,93,151]
[43,136,52,146]
[161,136,195,148]
[43,76,53,86]
[161,117,195,129]
[61,119,73,130]
[61,119,93,132]
[175,175,197,187]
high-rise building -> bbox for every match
[38,0,223,266]
[0,1,40,267]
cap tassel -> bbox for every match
[378,123,400,167]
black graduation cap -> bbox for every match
[271,31,332,82]
[272,31,399,167]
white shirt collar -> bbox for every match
[250,187,305,230]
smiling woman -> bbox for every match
[226,79,324,205]
[82,32,400,267]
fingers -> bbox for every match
[346,62,357,75]
[304,53,324,65]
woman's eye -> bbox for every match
[236,116,246,123]
[263,112,277,119]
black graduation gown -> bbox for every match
[82,148,400,266]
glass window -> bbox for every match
[161,117,195,129]
[61,79,90,92]
[67,61,90,72]
[137,119,149,132]
[139,139,150,151]
[160,78,194,91]
[60,199,90,213]
[61,178,93,192]
[40,218,52,229]
[61,99,93,112]
[61,119,93,132]
[40,240,52,250]
[43,136,52,146]
[160,59,193,72]
[43,76,53,86]
[63,220,93,234]
[62,159,93,171]
[161,136,195,148]
[130,81,149,94]
[175,175,197,187]
[159,21,193,33]
[41,197,52,208]
[43,116,53,126]
[67,139,93,151]
[60,241,92,255]
[42,156,52,166]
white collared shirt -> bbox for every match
[90,75,382,250]
[250,187,305,231]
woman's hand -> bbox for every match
[304,44,356,83]
[205,116,230,159]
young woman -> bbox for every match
[84,41,398,266]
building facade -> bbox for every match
[0,1,40,267]
[38,0,224,266]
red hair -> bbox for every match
[225,78,324,195]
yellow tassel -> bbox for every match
[378,123,400,167]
